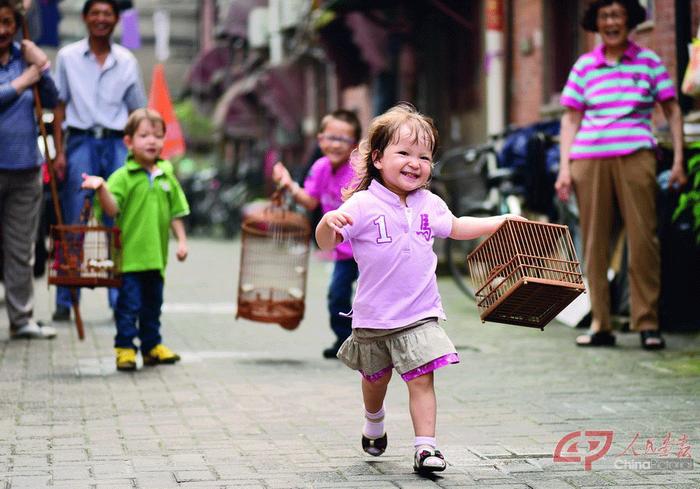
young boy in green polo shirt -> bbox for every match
[81,108,189,371]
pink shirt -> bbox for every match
[560,41,676,159]
[338,181,454,329]
[304,156,354,261]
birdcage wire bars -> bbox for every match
[467,219,585,329]
[48,224,122,288]
[236,201,311,330]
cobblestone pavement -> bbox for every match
[0,238,698,488]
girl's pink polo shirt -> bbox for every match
[338,180,455,329]
[304,156,354,261]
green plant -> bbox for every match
[672,140,700,244]
[174,99,216,142]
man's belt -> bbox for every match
[0,166,41,175]
[67,126,124,139]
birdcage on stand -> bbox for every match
[467,219,585,329]
[48,199,122,288]
[236,192,311,330]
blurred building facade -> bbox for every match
[185,0,699,174]
[509,0,699,125]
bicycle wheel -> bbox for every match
[444,209,494,299]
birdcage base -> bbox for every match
[237,290,305,330]
[48,276,122,288]
[478,277,585,329]
[48,224,122,289]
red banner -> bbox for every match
[486,0,504,31]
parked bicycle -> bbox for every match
[180,158,261,239]
[432,121,572,298]
[432,138,516,298]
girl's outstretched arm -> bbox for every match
[449,214,525,240]
[315,210,353,251]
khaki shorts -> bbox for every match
[337,318,459,382]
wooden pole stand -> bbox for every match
[22,17,85,340]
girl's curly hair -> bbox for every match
[581,0,647,32]
[343,103,439,200]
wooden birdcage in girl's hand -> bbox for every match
[48,199,122,288]
[467,219,585,330]
[236,193,311,330]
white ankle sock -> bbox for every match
[363,406,385,439]
[414,436,436,451]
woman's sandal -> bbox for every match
[413,448,446,473]
[640,330,666,350]
[362,433,387,456]
[576,331,616,347]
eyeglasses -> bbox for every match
[319,134,356,146]
[597,10,626,22]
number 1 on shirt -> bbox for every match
[373,215,393,244]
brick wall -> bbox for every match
[634,0,677,83]
[508,0,695,125]
[508,0,544,125]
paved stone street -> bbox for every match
[0,238,698,488]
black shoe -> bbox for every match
[362,433,387,456]
[576,331,616,347]
[413,447,446,473]
[52,306,71,322]
[640,330,665,350]
[322,340,343,359]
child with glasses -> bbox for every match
[273,109,361,358]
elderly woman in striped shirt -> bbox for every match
[555,0,686,350]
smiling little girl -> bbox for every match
[316,103,523,474]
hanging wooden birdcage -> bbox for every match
[236,195,311,330]
[48,200,122,288]
[467,219,585,329]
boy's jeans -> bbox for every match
[328,258,358,344]
[56,133,126,310]
[114,271,163,352]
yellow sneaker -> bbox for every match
[143,344,181,366]
[115,348,137,371]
